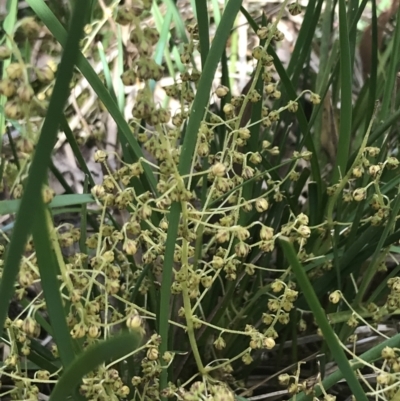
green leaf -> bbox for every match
[332,0,353,183]
[0,0,89,335]
[48,333,140,401]
[0,194,94,215]
[32,203,76,368]
[280,238,368,401]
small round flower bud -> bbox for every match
[310,93,321,104]
[0,46,11,60]
[212,255,224,269]
[147,347,159,360]
[121,69,137,86]
[215,229,230,243]
[36,65,55,84]
[382,346,396,359]
[42,186,55,204]
[131,376,142,386]
[94,150,108,163]
[238,128,251,139]
[352,166,364,177]
[369,164,381,176]
[213,336,226,350]
[262,140,271,149]
[5,100,23,119]
[288,2,302,15]
[287,100,298,112]
[377,373,393,385]
[91,185,106,199]
[278,373,290,386]
[223,103,235,115]
[0,79,16,97]
[215,85,229,98]
[260,225,274,240]
[329,290,341,304]
[387,156,399,170]
[6,63,24,80]
[297,213,309,225]
[298,225,311,238]
[257,26,269,39]
[235,242,250,257]
[271,279,284,292]
[126,313,142,330]
[88,325,100,338]
[255,198,269,212]
[211,162,226,177]
[366,146,380,157]
[163,351,173,363]
[262,336,275,349]
[123,239,137,255]
[235,226,250,241]
[118,385,130,396]
[353,188,366,202]
[252,45,265,60]
[22,317,39,337]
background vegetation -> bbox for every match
[0,0,400,400]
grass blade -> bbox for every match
[292,332,400,401]
[0,194,94,215]
[0,0,89,332]
[332,0,353,183]
[48,332,140,401]
[280,238,368,401]
[32,203,76,368]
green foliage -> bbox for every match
[1,0,400,400]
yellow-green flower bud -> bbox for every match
[257,26,269,39]
[6,63,24,80]
[126,313,142,330]
[288,2,302,15]
[352,188,366,202]
[36,66,55,84]
[255,198,269,212]
[146,347,159,361]
[0,79,16,97]
[215,85,229,98]
[17,84,34,103]
[0,46,11,60]
[329,290,341,304]
[213,336,226,350]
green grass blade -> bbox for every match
[79,177,88,255]
[280,238,368,401]
[32,203,76,368]
[0,0,89,333]
[0,194,94,215]
[332,0,353,183]
[60,116,95,187]
[48,332,140,401]
[195,0,210,66]
[292,332,400,401]
[159,202,181,394]
[379,5,400,121]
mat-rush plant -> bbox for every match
[1,0,400,400]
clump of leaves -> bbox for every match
[1,0,400,400]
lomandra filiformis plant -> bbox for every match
[2,0,400,400]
